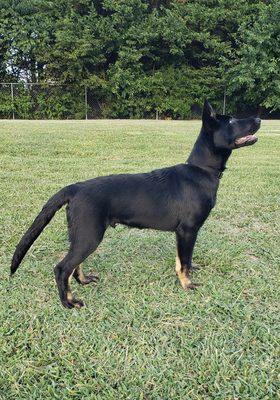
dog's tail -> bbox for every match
[11,184,77,275]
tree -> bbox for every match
[227,0,280,112]
[0,0,277,118]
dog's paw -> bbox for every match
[81,274,99,285]
[72,297,85,308]
[62,297,85,309]
[185,282,201,290]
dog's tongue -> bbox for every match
[235,134,256,145]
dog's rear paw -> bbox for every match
[186,282,201,290]
[82,274,99,285]
[73,298,85,308]
[62,298,85,309]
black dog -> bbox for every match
[11,101,261,309]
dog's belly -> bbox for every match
[110,212,178,232]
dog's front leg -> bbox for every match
[175,228,200,290]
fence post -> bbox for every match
[223,87,226,114]
[84,86,88,120]
[156,109,159,120]
[11,83,15,120]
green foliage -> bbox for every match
[0,85,12,117]
[107,66,223,119]
[0,0,278,118]
[227,0,280,112]
[0,83,85,119]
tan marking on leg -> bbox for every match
[175,253,192,290]
[175,254,181,274]
[66,290,73,301]
[66,271,74,301]
[75,265,86,283]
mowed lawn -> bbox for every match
[0,119,279,399]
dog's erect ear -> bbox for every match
[202,100,217,130]
[203,99,216,120]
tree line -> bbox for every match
[0,0,279,119]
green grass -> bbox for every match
[0,119,279,399]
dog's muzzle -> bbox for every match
[234,118,261,147]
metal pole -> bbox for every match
[11,83,15,119]
[223,87,226,114]
[156,109,158,120]
[85,86,88,120]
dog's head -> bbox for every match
[202,100,261,150]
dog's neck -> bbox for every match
[187,128,231,178]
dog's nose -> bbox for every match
[255,117,261,126]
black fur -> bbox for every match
[11,100,261,309]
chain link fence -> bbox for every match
[0,83,102,119]
[0,82,228,120]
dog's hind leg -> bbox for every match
[175,228,200,290]
[65,204,100,287]
[55,206,106,308]
[54,234,104,309]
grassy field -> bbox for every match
[0,119,279,399]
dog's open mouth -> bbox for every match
[235,134,258,147]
